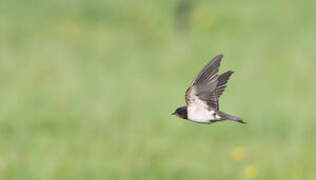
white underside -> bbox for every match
[187,88,219,123]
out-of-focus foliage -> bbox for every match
[1,0,316,179]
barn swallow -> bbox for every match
[172,54,245,124]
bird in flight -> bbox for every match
[172,54,245,124]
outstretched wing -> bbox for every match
[185,55,223,121]
[191,54,223,87]
[216,71,234,98]
[186,54,223,109]
[214,71,234,110]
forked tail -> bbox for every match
[218,111,246,124]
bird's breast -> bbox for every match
[187,102,215,122]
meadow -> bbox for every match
[1,0,316,179]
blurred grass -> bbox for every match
[1,0,316,179]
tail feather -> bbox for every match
[218,111,246,124]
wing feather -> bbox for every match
[184,54,236,121]
[214,70,234,110]
[216,71,234,98]
[192,54,223,87]
[186,55,223,109]
[184,54,223,122]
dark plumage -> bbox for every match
[172,106,187,119]
[172,54,245,124]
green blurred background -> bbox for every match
[1,0,316,179]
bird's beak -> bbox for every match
[171,112,176,115]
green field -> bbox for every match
[1,0,316,179]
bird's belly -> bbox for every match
[187,106,215,122]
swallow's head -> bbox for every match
[172,106,188,119]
